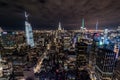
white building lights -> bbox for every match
[25,12,35,47]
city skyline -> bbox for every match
[0,16,120,79]
[0,0,120,30]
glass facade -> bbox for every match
[25,21,35,47]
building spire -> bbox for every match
[25,11,29,21]
[80,18,85,32]
[82,18,85,28]
[25,11,34,47]
[58,22,62,30]
[96,20,98,32]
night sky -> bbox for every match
[0,0,120,30]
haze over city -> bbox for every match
[0,0,120,30]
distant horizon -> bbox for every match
[0,0,120,30]
[0,28,117,32]
[0,23,119,31]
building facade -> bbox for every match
[95,48,116,80]
[25,12,34,47]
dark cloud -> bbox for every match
[0,0,120,30]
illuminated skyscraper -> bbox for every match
[82,18,85,28]
[58,22,62,31]
[103,28,109,45]
[96,20,98,32]
[114,44,119,59]
[80,18,87,33]
[25,12,34,47]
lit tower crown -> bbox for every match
[58,22,62,30]
[25,11,29,21]
[25,11,35,47]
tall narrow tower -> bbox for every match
[25,12,35,47]
[81,18,86,33]
[96,20,98,32]
[82,18,85,28]
[58,22,62,30]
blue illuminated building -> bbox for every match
[25,12,35,47]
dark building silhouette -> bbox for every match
[95,48,116,80]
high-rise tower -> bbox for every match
[58,22,62,31]
[80,18,86,32]
[25,12,34,47]
[95,48,116,80]
[82,18,85,28]
[96,20,98,32]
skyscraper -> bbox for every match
[80,18,87,33]
[25,12,35,47]
[95,48,116,80]
[96,20,98,32]
[103,28,109,45]
[58,22,62,31]
[113,57,120,80]
[80,18,85,30]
